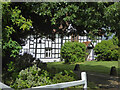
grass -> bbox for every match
[47,61,118,75]
[63,81,99,90]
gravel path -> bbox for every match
[74,71,119,89]
[86,71,119,89]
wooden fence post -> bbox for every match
[81,72,87,90]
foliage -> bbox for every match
[2,3,32,56]
[11,65,77,89]
[2,2,120,67]
[87,81,99,90]
[111,35,119,46]
[2,3,33,85]
[7,53,35,74]
[61,41,86,63]
[23,2,120,45]
[3,38,21,58]
[52,70,77,84]
[2,2,120,89]
[11,64,51,89]
[2,2,120,61]
[24,2,109,35]
[2,53,35,85]
[104,2,120,46]
[2,2,32,69]
[94,40,119,61]
[34,59,47,70]
[118,47,120,60]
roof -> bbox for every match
[83,41,91,47]
[83,41,94,48]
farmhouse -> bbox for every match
[20,24,103,62]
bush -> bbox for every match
[11,64,51,89]
[112,35,119,46]
[14,53,35,70]
[94,40,119,61]
[11,66,78,89]
[61,41,86,64]
[52,70,77,84]
[34,59,47,70]
[2,53,36,85]
[7,53,35,74]
[52,70,98,89]
[118,47,120,60]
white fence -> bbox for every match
[0,72,87,90]
[31,72,87,90]
[0,82,13,90]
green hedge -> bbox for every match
[61,41,86,64]
[52,70,77,84]
[94,40,119,61]
[11,65,77,89]
[112,35,119,46]
[11,65,51,89]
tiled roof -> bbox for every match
[83,41,91,47]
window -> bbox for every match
[71,34,79,42]
[45,48,52,58]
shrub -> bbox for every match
[34,59,47,70]
[52,70,77,84]
[14,53,35,71]
[11,65,51,89]
[61,41,86,64]
[11,66,78,89]
[7,53,35,74]
[2,53,36,86]
[94,40,119,61]
[112,35,119,46]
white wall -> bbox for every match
[20,34,103,62]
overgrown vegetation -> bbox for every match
[11,64,52,89]
[2,53,36,85]
[52,70,77,84]
[10,64,79,89]
[94,36,119,61]
[10,63,99,89]
[2,3,32,67]
[1,2,120,90]
[61,41,86,63]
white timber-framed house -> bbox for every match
[20,24,104,62]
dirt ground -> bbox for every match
[86,71,120,90]
[73,70,119,90]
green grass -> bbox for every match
[47,61,118,75]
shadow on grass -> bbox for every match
[47,62,119,75]
[47,62,119,89]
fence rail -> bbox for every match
[32,72,87,90]
[0,82,13,90]
[0,72,87,90]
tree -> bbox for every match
[2,2,32,67]
[30,2,119,46]
[19,2,115,39]
[2,2,119,66]
[24,2,106,35]
[104,2,120,46]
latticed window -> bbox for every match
[71,34,79,42]
[45,48,52,58]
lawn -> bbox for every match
[47,61,119,75]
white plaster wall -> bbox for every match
[20,35,103,62]
[87,49,94,61]
[40,58,61,62]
